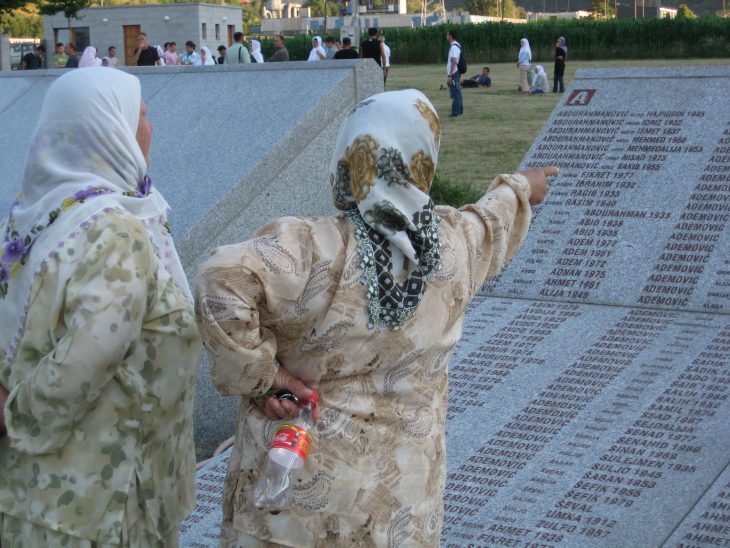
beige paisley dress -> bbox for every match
[196,174,532,547]
[0,209,201,546]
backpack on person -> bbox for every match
[455,44,467,75]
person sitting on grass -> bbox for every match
[462,66,492,88]
[530,65,549,94]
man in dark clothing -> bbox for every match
[267,35,289,62]
[360,27,383,67]
[217,45,227,65]
[64,43,81,68]
[132,32,161,66]
[20,45,45,70]
[334,37,359,59]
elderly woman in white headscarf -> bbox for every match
[79,46,101,68]
[531,64,549,94]
[199,46,216,65]
[0,67,200,546]
[307,35,326,61]
[517,37,532,92]
[249,39,264,63]
[195,89,555,546]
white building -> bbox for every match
[43,3,244,66]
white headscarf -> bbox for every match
[519,38,532,62]
[79,46,100,68]
[200,46,215,65]
[308,36,325,62]
[329,89,442,330]
[532,64,546,87]
[155,44,166,65]
[0,67,189,359]
[250,40,264,63]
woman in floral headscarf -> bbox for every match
[196,89,555,546]
[0,67,200,546]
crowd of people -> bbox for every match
[18,28,393,75]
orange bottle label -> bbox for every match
[271,424,313,461]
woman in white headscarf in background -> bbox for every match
[0,67,200,546]
[517,37,532,92]
[199,46,216,65]
[196,88,555,546]
[78,46,101,68]
[307,35,326,61]
[531,64,549,94]
[249,39,264,63]
[155,44,166,65]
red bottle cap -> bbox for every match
[307,389,319,405]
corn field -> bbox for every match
[259,18,730,63]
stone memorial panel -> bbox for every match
[483,67,730,314]
[181,66,729,546]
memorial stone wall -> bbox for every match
[181,66,730,546]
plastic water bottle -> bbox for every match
[254,389,319,511]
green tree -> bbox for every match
[0,0,30,17]
[0,8,42,36]
[463,0,498,15]
[241,1,259,33]
[38,0,91,29]
[588,0,614,18]
[676,3,696,18]
[302,0,339,17]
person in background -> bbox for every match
[132,32,161,66]
[217,45,227,64]
[461,66,491,88]
[531,64,549,94]
[518,37,532,93]
[52,42,68,68]
[0,66,200,548]
[181,41,199,65]
[79,46,100,68]
[19,44,44,70]
[199,46,215,66]
[163,42,181,66]
[266,34,289,62]
[101,57,111,67]
[446,29,463,117]
[249,39,264,63]
[64,43,81,68]
[195,88,554,546]
[333,36,359,59]
[307,36,326,61]
[553,36,567,93]
[154,45,166,65]
[225,32,250,64]
[361,26,382,67]
[324,36,338,59]
[379,34,391,85]
[106,46,120,68]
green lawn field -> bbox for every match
[385,58,730,204]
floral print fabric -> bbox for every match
[0,209,200,544]
[196,173,532,547]
[328,90,443,329]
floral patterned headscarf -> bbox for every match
[329,89,442,330]
[0,67,188,359]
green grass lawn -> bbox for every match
[386,58,730,205]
